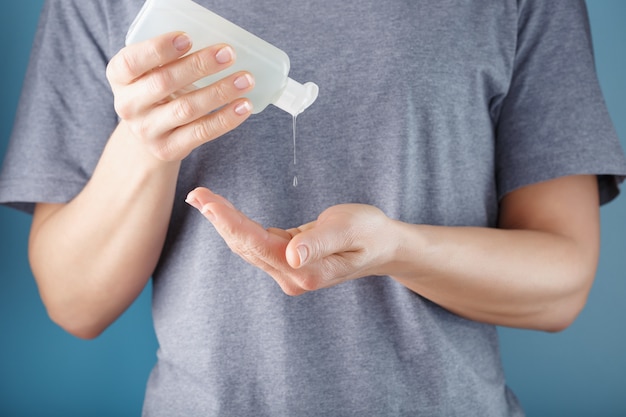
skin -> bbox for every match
[28,32,600,339]
[29,32,254,338]
[185,174,600,333]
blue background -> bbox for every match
[0,1,624,416]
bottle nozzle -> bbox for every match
[272,78,319,116]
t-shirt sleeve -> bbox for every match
[495,0,626,205]
[0,0,118,213]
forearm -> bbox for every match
[29,122,181,338]
[389,222,598,332]
[187,172,599,332]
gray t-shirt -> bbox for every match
[2,0,625,415]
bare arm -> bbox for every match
[388,175,599,331]
[186,174,600,332]
[29,32,254,339]
[29,123,180,339]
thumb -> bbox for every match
[286,239,312,269]
[285,222,346,269]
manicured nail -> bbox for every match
[234,74,253,90]
[173,34,191,51]
[296,245,309,266]
[215,46,234,64]
[234,101,252,115]
[185,195,201,211]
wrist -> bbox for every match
[113,121,182,174]
[381,220,430,281]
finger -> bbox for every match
[186,187,234,211]
[186,188,266,244]
[146,71,254,136]
[114,44,238,120]
[285,220,316,236]
[151,97,252,160]
[267,227,295,240]
[186,189,314,295]
[286,218,354,269]
[186,188,294,274]
[107,31,193,86]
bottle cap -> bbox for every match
[272,78,319,116]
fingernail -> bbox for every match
[234,74,253,90]
[296,245,309,266]
[185,195,201,211]
[215,46,234,64]
[234,101,252,115]
[173,34,191,51]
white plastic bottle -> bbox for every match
[126,0,319,116]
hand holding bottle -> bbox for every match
[125,0,318,117]
[105,31,255,161]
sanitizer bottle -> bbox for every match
[126,0,319,116]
